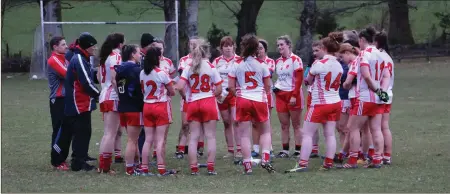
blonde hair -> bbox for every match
[277,35,292,49]
[191,38,211,74]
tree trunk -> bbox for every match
[187,0,199,38]
[163,0,177,63]
[43,0,63,57]
[235,0,264,54]
[387,0,415,45]
[296,0,317,67]
[1,0,9,39]
[178,0,189,59]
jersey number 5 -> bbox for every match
[190,74,211,93]
[324,72,342,91]
[245,71,257,90]
[141,80,157,99]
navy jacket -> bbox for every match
[115,61,144,113]
[339,61,350,100]
[64,47,100,116]
[66,49,99,84]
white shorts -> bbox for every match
[341,99,351,113]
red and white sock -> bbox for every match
[141,164,149,173]
[157,164,166,175]
[98,153,104,170]
[227,146,234,154]
[368,146,375,158]
[207,162,215,172]
[383,152,391,160]
[243,158,252,172]
[372,154,382,165]
[262,150,270,163]
[190,163,199,173]
[298,159,309,168]
[102,152,112,171]
[312,144,319,154]
[126,163,134,174]
[323,157,333,168]
[197,142,204,150]
[114,149,121,159]
[236,145,242,153]
[178,145,185,153]
[348,151,358,165]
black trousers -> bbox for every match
[49,98,65,147]
[51,111,92,168]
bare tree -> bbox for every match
[187,0,199,38]
[219,0,264,54]
[387,0,415,45]
[296,0,317,67]
[178,0,189,57]
[163,0,177,62]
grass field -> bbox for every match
[1,58,450,192]
[2,1,450,56]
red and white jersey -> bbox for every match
[140,68,172,103]
[308,55,343,105]
[347,58,359,99]
[180,59,223,102]
[356,45,384,104]
[228,56,271,102]
[274,53,303,91]
[212,54,241,97]
[159,56,177,77]
[99,48,121,103]
[256,56,275,86]
[378,50,394,104]
[178,54,192,71]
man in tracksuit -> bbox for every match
[52,33,100,171]
[48,36,70,170]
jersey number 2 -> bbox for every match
[141,80,157,99]
[324,72,342,91]
[101,65,106,83]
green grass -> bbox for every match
[2,1,450,56]
[2,58,450,192]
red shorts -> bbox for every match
[187,97,219,122]
[383,104,392,114]
[275,90,303,113]
[119,112,143,127]
[100,100,118,112]
[235,97,269,122]
[304,101,342,123]
[350,98,384,116]
[217,94,236,111]
[180,99,188,112]
[143,102,172,127]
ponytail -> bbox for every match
[143,46,161,75]
[191,38,210,74]
[375,31,389,54]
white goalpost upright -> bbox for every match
[33,0,179,79]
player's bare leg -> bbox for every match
[124,126,140,175]
[339,115,368,169]
[98,112,120,174]
[321,121,337,170]
[114,127,123,163]
[276,112,291,158]
[203,120,218,175]
[286,121,319,172]
[175,112,189,159]
[336,112,349,163]
[238,120,253,174]
[188,121,202,175]
[231,107,242,160]
[197,124,205,157]
[141,126,155,176]
[220,109,234,158]
[257,120,275,173]
[290,109,303,158]
[311,130,320,158]
[155,124,177,176]
[252,123,260,157]
[381,112,392,164]
[361,122,373,162]
[365,115,384,168]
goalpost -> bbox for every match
[31,0,179,80]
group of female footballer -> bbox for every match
[94,26,394,176]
